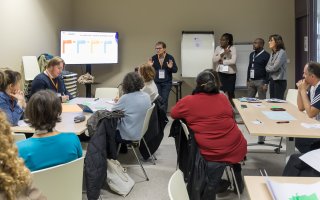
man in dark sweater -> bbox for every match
[246,38,270,99]
[30,57,72,102]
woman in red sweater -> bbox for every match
[171,70,247,198]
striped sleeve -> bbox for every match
[311,86,320,110]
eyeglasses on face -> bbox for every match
[155,47,163,50]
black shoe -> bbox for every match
[216,179,231,193]
[119,144,128,154]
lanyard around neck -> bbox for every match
[252,50,264,63]
[45,70,58,92]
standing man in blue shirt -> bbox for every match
[295,62,320,153]
[247,38,270,99]
[149,41,178,112]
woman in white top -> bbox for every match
[138,63,159,102]
[213,33,237,106]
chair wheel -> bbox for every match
[274,148,280,154]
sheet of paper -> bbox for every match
[262,111,296,121]
[299,149,320,173]
[18,120,29,127]
[301,123,320,129]
[251,120,263,125]
[253,104,265,108]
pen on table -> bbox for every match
[276,121,290,124]
[94,98,99,101]
[256,119,262,124]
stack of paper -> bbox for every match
[265,98,287,103]
[238,97,261,103]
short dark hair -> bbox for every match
[193,69,220,94]
[0,70,21,92]
[155,41,166,49]
[256,38,265,46]
[222,33,234,46]
[25,90,62,131]
[307,62,320,79]
[269,34,285,51]
[122,72,144,94]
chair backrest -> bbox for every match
[179,120,190,139]
[141,103,155,138]
[13,133,26,142]
[95,87,119,98]
[168,169,190,200]
[286,89,298,107]
[31,157,84,200]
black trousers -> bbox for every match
[218,72,236,105]
[202,161,226,200]
[269,79,287,100]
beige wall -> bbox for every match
[0,0,73,72]
[0,0,295,108]
[71,0,295,107]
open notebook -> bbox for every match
[261,170,320,200]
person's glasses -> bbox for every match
[155,47,163,50]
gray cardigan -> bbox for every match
[112,91,151,140]
[266,49,287,80]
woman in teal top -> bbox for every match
[16,90,82,171]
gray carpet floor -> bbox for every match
[82,115,290,200]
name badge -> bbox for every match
[159,69,165,79]
[218,64,229,72]
[250,69,255,79]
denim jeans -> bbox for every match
[202,161,226,200]
[155,81,172,112]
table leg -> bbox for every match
[286,137,295,162]
[179,83,182,100]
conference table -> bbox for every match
[233,99,320,157]
[244,176,320,200]
[11,97,114,135]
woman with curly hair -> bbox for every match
[138,63,159,102]
[112,72,151,141]
[0,111,46,200]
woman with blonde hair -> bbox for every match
[138,63,159,102]
[0,111,46,199]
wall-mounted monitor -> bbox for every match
[60,31,119,64]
